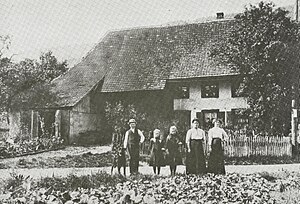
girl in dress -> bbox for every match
[207,119,229,174]
[149,129,164,175]
[165,126,182,176]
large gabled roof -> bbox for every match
[52,19,237,107]
[51,32,123,107]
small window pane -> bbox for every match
[174,85,189,99]
[201,83,219,98]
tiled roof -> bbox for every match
[102,19,237,92]
[52,19,237,107]
[168,20,237,79]
[51,32,123,106]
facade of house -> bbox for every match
[169,76,247,130]
[10,17,249,144]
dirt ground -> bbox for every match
[1,145,300,180]
[1,164,300,180]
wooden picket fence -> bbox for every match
[141,134,292,158]
[224,135,292,157]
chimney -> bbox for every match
[216,12,224,19]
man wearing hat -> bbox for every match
[123,118,145,174]
[185,118,206,174]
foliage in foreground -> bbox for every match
[1,171,300,203]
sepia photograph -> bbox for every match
[0,0,300,203]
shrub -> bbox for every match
[0,133,64,158]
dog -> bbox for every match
[111,145,126,176]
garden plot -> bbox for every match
[1,171,300,203]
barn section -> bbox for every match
[52,89,106,145]
[8,86,106,145]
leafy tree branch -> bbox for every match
[211,1,300,135]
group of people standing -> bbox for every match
[186,118,229,175]
[121,117,228,176]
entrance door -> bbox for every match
[201,110,219,130]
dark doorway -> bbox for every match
[198,110,219,131]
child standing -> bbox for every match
[149,129,164,175]
[165,126,182,176]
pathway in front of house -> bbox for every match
[1,145,300,180]
[1,163,300,180]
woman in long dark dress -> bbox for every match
[165,126,182,176]
[185,118,206,175]
[207,119,228,174]
[149,129,164,175]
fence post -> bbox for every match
[292,99,298,156]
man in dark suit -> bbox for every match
[123,119,145,174]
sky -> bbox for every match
[0,0,296,66]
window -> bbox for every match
[174,85,189,99]
[201,83,219,98]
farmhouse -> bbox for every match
[10,17,249,144]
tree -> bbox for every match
[212,2,300,135]
[105,101,147,136]
[0,51,68,120]
[38,51,68,81]
[105,100,190,143]
[0,35,10,58]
